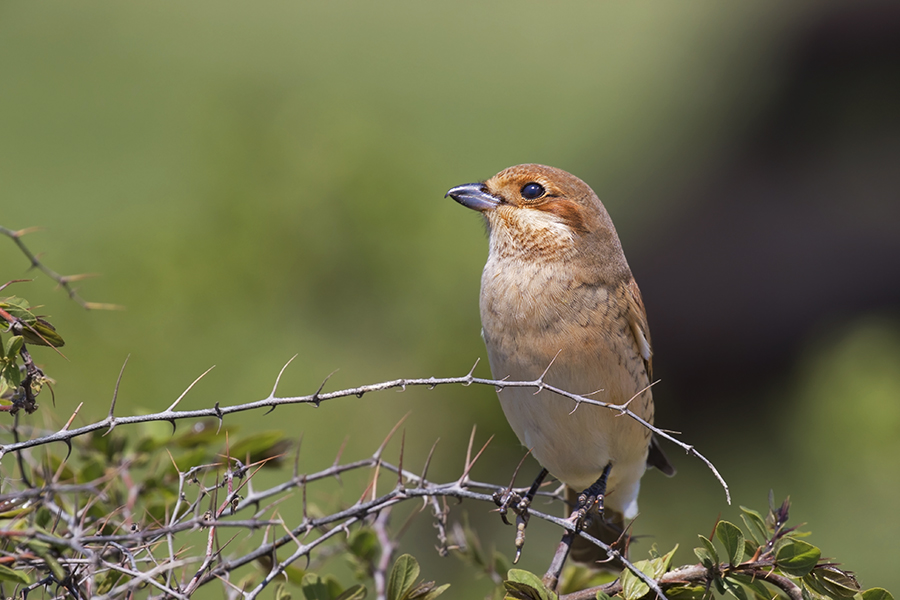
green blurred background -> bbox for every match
[3,0,899,596]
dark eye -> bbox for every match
[521,182,545,200]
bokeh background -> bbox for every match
[3,0,899,596]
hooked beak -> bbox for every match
[445,183,501,212]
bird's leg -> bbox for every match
[570,462,612,529]
[492,467,548,525]
[542,464,615,591]
[492,468,549,562]
[512,468,548,561]
[517,467,549,512]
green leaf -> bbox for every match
[388,555,420,600]
[665,584,708,600]
[35,506,51,528]
[460,515,488,569]
[173,419,228,449]
[0,297,35,322]
[621,551,672,600]
[862,589,894,600]
[324,575,346,599]
[3,335,23,358]
[95,568,124,594]
[694,534,718,570]
[228,430,293,465]
[721,576,749,600]
[283,563,307,585]
[716,521,745,565]
[693,546,715,570]
[301,574,331,600]
[713,577,726,596]
[558,564,614,596]
[775,539,820,577]
[335,585,368,600]
[349,529,379,562]
[656,545,679,572]
[805,566,860,598]
[698,535,719,564]
[26,540,66,582]
[621,567,651,600]
[275,583,293,600]
[493,551,513,580]
[596,592,613,600]
[76,456,106,484]
[740,507,769,545]
[0,564,31,585]
[173,446,216,472]
[727,574,771,600]
[24,318,65,347]
[413,583,450,600]
[1,359,22,385]
[504,569,556,600]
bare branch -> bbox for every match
[0,368,730,503]
[1,225,122,310]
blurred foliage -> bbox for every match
[502,496,893,600]
[784,318,900,593]
[793,318,900,473]
[1,1,899,596]
[0,343,891,599]
[0,292,65,415]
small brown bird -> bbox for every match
[447,164,674,563]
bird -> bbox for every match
[446,164,674,564]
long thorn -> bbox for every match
[271,355,299,398]
[166,365,216,412]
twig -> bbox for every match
[0,368,730,504]
[1,225,122,310]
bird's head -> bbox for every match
[447,164,627,274]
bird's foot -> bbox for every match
[569,463,613,532]
[491,488,534,562]
[492,468,549,562]
[569,485,605,532]
[492,488,526,526]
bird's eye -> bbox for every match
[521,182,545,200]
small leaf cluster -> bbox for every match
[278,572,366,600]
[0,416,297,596]
[0,296,65,349]
[267,554,451,600]
[619,545,679,600]
[495,496,894,600]
[505,569,557,600]
[386,554,449,600]
[0,294,64,414]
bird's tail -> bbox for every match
[566,486,629,567]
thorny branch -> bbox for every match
[0,359,730,505]
[0,430,663,600]
[559,563,803,600]
[1,225,121,311]
[0,359,736,599]
[0,361,867,600]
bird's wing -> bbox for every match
[626,279,676,477]
[626,278,653,377]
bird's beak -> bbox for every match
[445,183,501,212]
